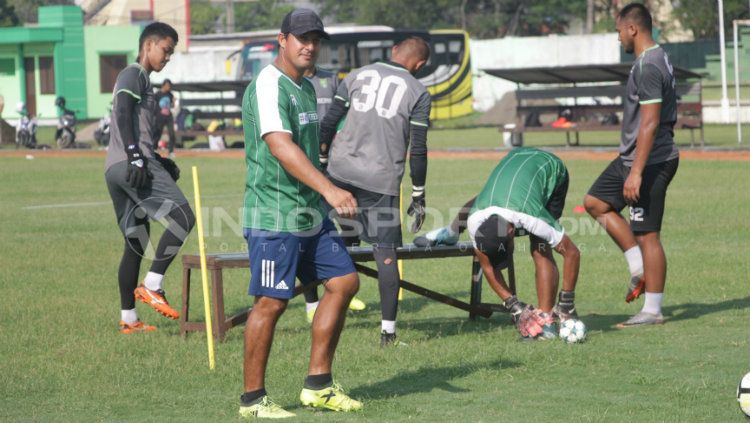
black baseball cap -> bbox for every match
[474,215,513,269]
[280,9,330,40]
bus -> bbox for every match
[235,26,473,120]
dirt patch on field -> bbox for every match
[3,148,750,161]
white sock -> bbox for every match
[306,302,319,312]
[624,246,644,277]
[641,293,663,315]
[121,309,138,324]
[381,320,396,334]
[144,272,164,291]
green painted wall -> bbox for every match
[39,6,88,118]
[84,25,139,119]
[0,47,20,119]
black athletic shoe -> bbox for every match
[380,331,406,347]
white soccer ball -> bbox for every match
[738,372,750,417]
[558,319,587,344]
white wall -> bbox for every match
[470,33,621,111]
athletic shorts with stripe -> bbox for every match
[244,218,357,300]
[587,157,679,232]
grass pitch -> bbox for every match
[0,146,749,422]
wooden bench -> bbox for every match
[510,82,704,147]
[180,241,519,341]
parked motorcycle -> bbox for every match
[55,96,77,149]
[14,102,37,149]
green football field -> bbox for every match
[1,143,749,422]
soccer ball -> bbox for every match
[738,372,750,417]
[558,319,586,343]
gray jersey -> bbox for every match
[105,63,156,171]
[327,61,431,196]
[306,67,339,121]
[620,45,679,166]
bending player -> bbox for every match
[319,36,431,346]
[420,148,581,338]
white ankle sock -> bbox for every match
[381,320,396,334]
[144,272,164,291]
[306,302,319,312]
[641,293,663,315]
[121,309,138,324]
[624,246,644,277]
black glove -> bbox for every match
[504,295,527,324]
[407,187,426,233]
[125,144,153,189]
[154,153,180,181]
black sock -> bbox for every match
[240,388,267,405]
[558,290,575,310]
[374,247,399,321]
[304,373,333,390]
[303,286,319,303]
[118,223,148,310]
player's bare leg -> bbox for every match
[636,231,666,293]
[530,235,558,313]
[584,194,645,302]
[243,296,288,392]
[583,195,637,251]
[308,272,359,375]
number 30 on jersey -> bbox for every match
[351,69,407,119]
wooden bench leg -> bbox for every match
[211,267,226,342]
[469,256,483,320]
[180,266,191,338]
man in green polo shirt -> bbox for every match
[238,9,362,419]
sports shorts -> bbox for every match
[324,177,402,248]
[105,159,188,237]
[244,218,357,300]
[587,157,679,232]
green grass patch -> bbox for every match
[0,148,748,422]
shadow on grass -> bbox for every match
[348,359,518,399]
[580,295,750,333]
[663,296,750,322]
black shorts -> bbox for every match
[325,177,402,248]
[588,157,679,232]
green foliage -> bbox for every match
[190,1,222,35]
[315,0,587,38]
[7,0,73,24]
[0,0,19,27]
[233,0,295,32]
[673,0,750,39]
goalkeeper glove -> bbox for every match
[125,144,153,189]
[407,186,426,233]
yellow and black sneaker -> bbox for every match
[300,382,362,412]
[239,396,295,419]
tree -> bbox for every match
[315,0,587,38]
[190,1,222,35]
[673,0,749,39]
[0,0,19,27]
[8,0,73,24]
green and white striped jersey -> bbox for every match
[242,64,323,232]
[468,148,568,247]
